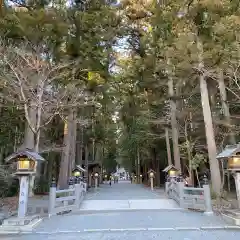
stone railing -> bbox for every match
[166,177,213,214]
[48,179,85,217]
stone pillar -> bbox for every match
[150,177,154,191]
[74,180,81,208]
[48,179,56,217]
[178,175,185,208]
[203,175,213,215]
[18,176,29,218]
[95,177,98,189]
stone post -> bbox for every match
[89,173,92,187]
[235,172,240,208]
[83,182,87,192]
[69,177,74,189]
[18,176,29,218]
[203,175,213,215]
[95,176,98,189]
[178,174,185,208]
[150,177,154,191]
[165,180,169,195]
[74,179,81,208]
[48,178,56,217]
[140,175,143,184]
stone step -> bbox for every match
[79,199,181,212]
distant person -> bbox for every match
[109,176,113,186]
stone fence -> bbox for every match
[48,179,86,217]
[166,177,213,214]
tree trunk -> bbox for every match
[198,39,221,195]
[23,106,36,150]
[76,127,84,166]
[184,121,193,186]
[156,158,160,187]
[168,72,181,171]
[68,110,77,176]
[218,68,235,144]
[58,110,74,189]
[85,144,89,186]
[137,147,140,183]
[165,128,172,165]
[24,104,37,197]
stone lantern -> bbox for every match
[72,165,86,183]
[227,155,240,171]
[94,172,99,189]
[139,174,143,184]
[162,164,179,182]
[147,169,156,191]
[16,157,37,175]
[2,149,45,230]
[72,168,81,177]
[217,144,240,209]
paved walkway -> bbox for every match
[33,181,233,234]
[85,181,165,200]
[3,181,240,240]
[80,181,180,212]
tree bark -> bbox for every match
[68,110,77,177]
[85,144,89,186]
[137,147,140,183]
[218,68,235,144]
[168,72,181,171]
[165,128,172,166]
[76,127,84,166]
[23,104,37,197]
[198,39,221,195]
[58,110,74,189]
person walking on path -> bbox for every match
[109,175,113,186]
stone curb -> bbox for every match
[76,208,184,215]
[1,225,240,235]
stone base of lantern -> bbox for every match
[0,215,42,234]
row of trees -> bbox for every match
[116,0,240,197]
[0,0,120,196]
[0,0,239,199]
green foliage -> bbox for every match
[191,153,207,170]
[0,0,240,188]
[0,166,14,198]
[103,145,118,173]
[34,177,49,195]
